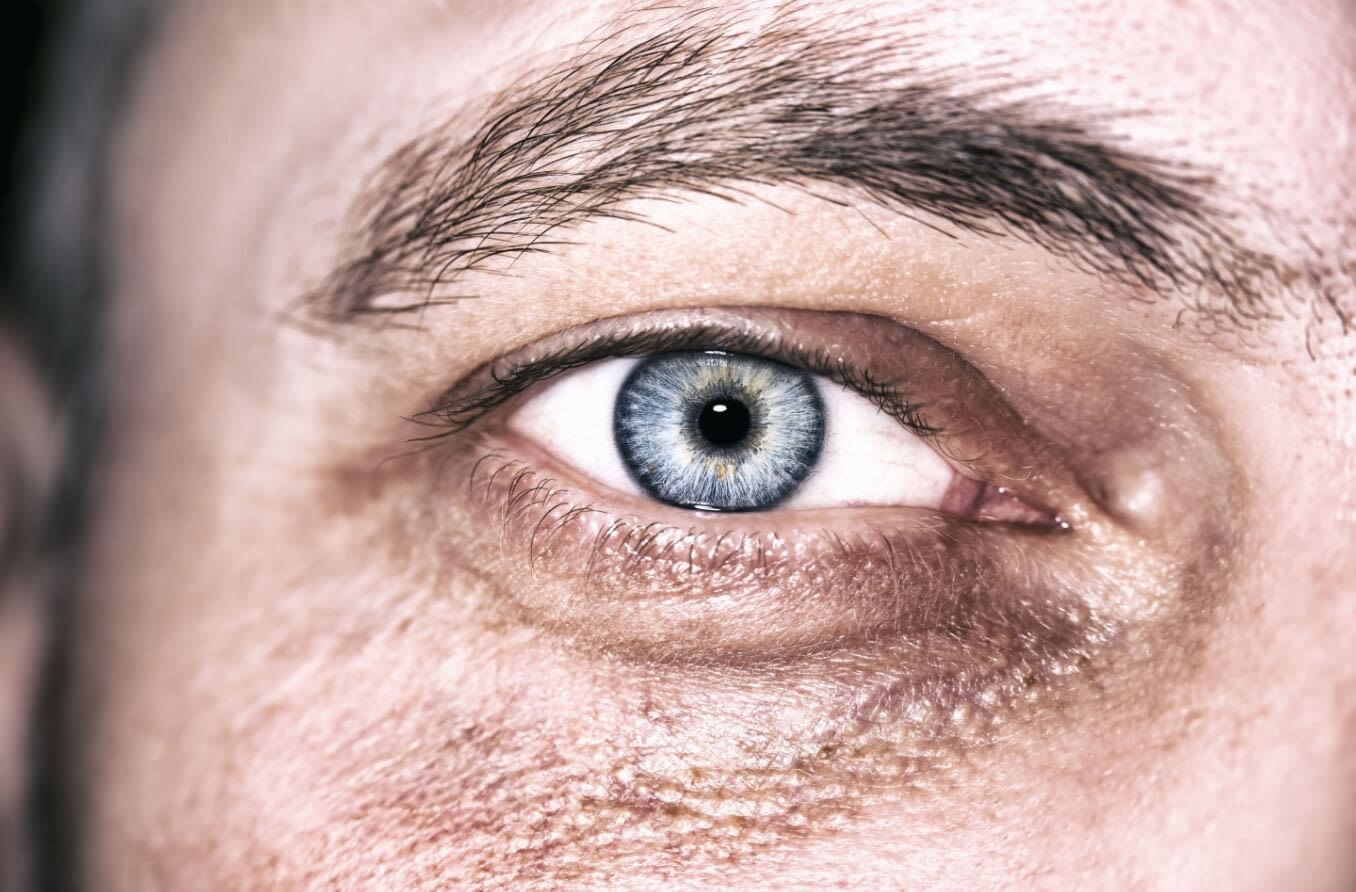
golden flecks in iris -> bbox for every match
[708,460,738,480]
[691,361,773,401]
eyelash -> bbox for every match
[415,324,941,440]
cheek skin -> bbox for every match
[120,424,1231,888]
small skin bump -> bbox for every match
[1094,450,1169,531]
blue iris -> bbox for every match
[613,351,825,511]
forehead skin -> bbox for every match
[67,0,1356,890]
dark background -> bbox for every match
[1,7,58,891]
[3,2,52,302]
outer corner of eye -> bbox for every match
[506,356,643,498]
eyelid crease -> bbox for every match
[417,322,940,442]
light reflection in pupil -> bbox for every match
[697,398,751,447]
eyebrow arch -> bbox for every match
[307,6,1292,327]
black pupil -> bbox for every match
[696,397,752,447]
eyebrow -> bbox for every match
[308,6,1292,327]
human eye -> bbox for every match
[414,306,1091,675]
[508,334,1049,521]
[515,348,955,514]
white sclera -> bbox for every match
[509,356,957,511]
[510,357,644,498]
[783,379,954,509]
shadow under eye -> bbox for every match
[462,447,1087,651]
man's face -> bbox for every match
[62,0,1354,888]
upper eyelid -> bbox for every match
[417,322,938,439]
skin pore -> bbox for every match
[28,0,1356,889]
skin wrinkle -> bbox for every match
[307,4,1311,332]
[199,504,893,887]
[325,617,1111,888]
[314,586,1068,888]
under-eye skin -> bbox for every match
[404,306,1209,734]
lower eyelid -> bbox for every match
[461,444,1103,663]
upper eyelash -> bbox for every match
[415,324,941,438]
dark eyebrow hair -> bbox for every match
[308,6,1298,328]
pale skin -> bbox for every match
[4,0,1355,889]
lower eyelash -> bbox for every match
[467,447,1113,676]
[477,451,934,598]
